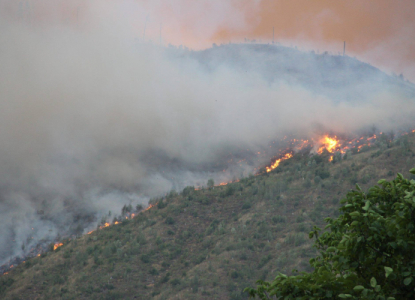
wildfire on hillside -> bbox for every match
[2,129,413,277]
[53,243,63,251]
[145,204,155,211]
[266,153,293,172]
[100,222,110,229]
[317,136,341,154]
[85,207,150,235]
[264,130,413,173]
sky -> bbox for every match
[2,0,415,80]
[214,0,415,81]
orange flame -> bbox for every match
[53,243,63,250]
[145,204,155,211]
[295,140,310,150]
[318,136,340,153]
[99,222,110,229]
[87,230,94,235]
[266,153,293,172]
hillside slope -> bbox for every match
[1,132,415,300]
[172,43,415,102]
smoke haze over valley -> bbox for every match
[0,0,414,266]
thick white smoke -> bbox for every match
[0,0,414,265]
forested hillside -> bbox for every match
[173,44,415,102]
[1,132,415,300]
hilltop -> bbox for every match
[1,131,415,300]
[170,43,415,102]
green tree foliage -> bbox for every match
[182,186,195,197]
[0,278,14,296]
[121,204,132,216]
[207,179,215,188]
[245,169,415,299]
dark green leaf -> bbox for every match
[384,267,393,278]
[353,285,364,292]
[370,277,377,288]
[404,277,412,285]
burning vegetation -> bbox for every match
[53,243,63,251]
[2,130,415,300]
[266,153,294,173]
[1,128,415,300]
[264,130,410,175]
[317,136,340,154]
[0,129,412,277]
[0,202,157,275]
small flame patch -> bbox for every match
[266,153,293,173]
[53,243,63,251]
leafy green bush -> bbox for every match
[315,169,330,179]
[294,232,307,246]
[303,179,312,188]
[242,201,252,210]
[191,276,199,293]
[140,254,151,263]
[170,278,181,286]
[313,155,323,164]
[224,185,235,197]
[359,145,371,153]
[182,186,195,197]
[157,200,167,209]
[149,268,159,275]
[207,179,214,188]
[295,223,307,232]
[0,277,14,295]
[246,169,415,299]
[258,254,272,269]
[160,273,170,284]
[295,215,305,223]
[165,216,175,225]
[271,215,286,224]
[197,195,211,205]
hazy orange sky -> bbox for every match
[211,0,415,81]
[3,0,415,80]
